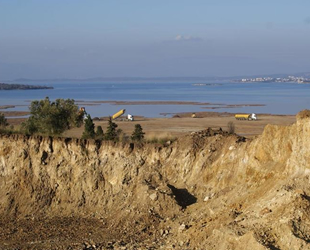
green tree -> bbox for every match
[82,115,95,139]
[76,107,86,127]
[105,117,118,140]
[95,125,104,140]
[21,116,38,135]
[21,97,82,135]
[0,113,8,128]
[131,124,145,141]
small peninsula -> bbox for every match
[0,83,53,90]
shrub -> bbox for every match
[82,115,95,139]
[95,125,104,140]
[21,117,38,135]
[131,124,145,141]
[0,113,8,127]
[0,121,18,135]
[105,117,118,140]
[116,128,123,137]
[227,121,235,134]
[21,97,83,135]
[118,131,129,143]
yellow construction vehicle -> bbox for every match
[112,109,126,120]
[235,113,257,120]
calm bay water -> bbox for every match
[0,81,310,117]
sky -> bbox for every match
[0,0,310,80]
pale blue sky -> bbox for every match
[0,0,310,79]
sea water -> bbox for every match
[0,81,309,117]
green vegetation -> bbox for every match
[21,97,83,136]
[105,117,118,140]
[0,97,178,144]
[0,106,180,146]
[95,126,104,140]
[131,124,145,141]
[0,114,18,135]
[0,83,53,90]
[0,113,8,128]
[82,115,95,139]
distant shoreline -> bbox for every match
[0,83,53,90]
[77,100,266,108]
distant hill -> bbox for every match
[10,72,310,83]
[0,83,53,90]
[13,77,222,83]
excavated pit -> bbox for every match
[1,112,310,249]
[167,184,197,209]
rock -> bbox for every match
[294,189,305,196]
[149,192,158,201]
[178,223,186,232]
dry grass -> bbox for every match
[5,113,297,139]
[145,132,177,144]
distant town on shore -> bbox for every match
[1,72,310,85]
[234,75,310,83]
[2,71,309,84]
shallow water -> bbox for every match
[0,81,309,117]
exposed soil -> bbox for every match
[2,108,295,138]
[0,111,304,250]
[63,112,295,139]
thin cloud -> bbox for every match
[174,35,203,42]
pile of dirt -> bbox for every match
[1,112,310,249]
[173,111,232,118]
[296,109,310,120]
[190,127,228,137]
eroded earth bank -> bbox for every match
[1,112,310,249]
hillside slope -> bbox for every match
[1,112,310,249]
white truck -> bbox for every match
[127,114,134,121]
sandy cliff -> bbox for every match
[1,112,310,249]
